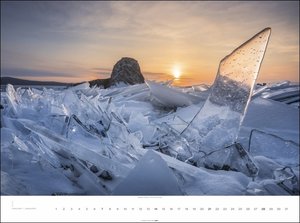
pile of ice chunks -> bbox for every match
[246,129,299,194]
[253,81,300,108]
[197,143,259,177]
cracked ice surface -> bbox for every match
[1,28,299,195]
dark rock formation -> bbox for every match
[109,57,145,86]
[89,57,145,88]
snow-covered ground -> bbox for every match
[1,80,299,195]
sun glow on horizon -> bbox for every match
[172,66,181,79]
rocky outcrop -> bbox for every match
[89,57,145,88]
[109,57,145,86]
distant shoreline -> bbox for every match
[0,77,73,86]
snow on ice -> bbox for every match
[1,28,299,195]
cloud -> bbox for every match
[2,1,298,44]
[90,67,112,78]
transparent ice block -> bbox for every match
[181,28,271,154]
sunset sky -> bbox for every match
[1,1,299,86]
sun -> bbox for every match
[172,67,181,79]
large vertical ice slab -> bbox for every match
[182,28,271,152]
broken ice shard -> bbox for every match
[112,150,183,195]
[249,129,299,166]
[273,167,299,195]
[6,84,19,116]
[200,143,259,177]
[146,80,201,108]
[181,28,271,153]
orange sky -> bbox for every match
[1,1,299,86]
